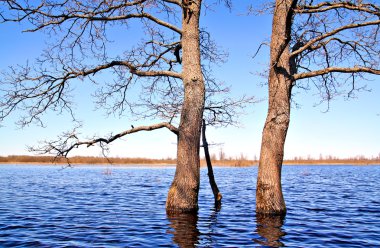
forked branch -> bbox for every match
[31,122,179,157]
[291,20,380,57]
[1,0,182,34]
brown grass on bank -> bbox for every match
[283,158,380,165]
[0,155,255,166]
[0,155,379,166]
[0,155,176,165]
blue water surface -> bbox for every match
[0,165,379,247]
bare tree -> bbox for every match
[0,0,250,213]
[256,0,380,215]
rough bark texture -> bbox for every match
[201,119,222,207]
[256,0,297,215]
[166,0,205,213]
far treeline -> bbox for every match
[1,155,379,166]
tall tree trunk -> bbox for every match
[166,0,205,213]
[256,0,297,215]
[201,119,222,207]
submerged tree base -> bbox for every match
[256,207,287,216]
[256,176,286,215]
[166,182,199,213]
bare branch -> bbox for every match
[0,57,182,127]
[294,66,380,80]
[291,19,380,57]
[0,0,252,168]
[252,42,270,59]
[30,122,179,157]
[163,0,182,6]
[204,93,257,127]
[295,1,380,16]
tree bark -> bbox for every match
[201,119,222,207]
[256,0,297,215]
[166,0,205,213]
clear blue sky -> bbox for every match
[0,1,379,160]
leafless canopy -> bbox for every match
[254,0,380,104]
[0,0,253,158]
[291,0,380,102]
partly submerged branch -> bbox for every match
[202,119,222,207]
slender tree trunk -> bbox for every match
[256,0,297,215]
[201,119,222,207]
[166,0,205,212]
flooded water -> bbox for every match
[0,165,379,247]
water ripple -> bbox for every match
[0,165,379,247]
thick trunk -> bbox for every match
[256,77,291,215]
[166,0,205,212]
[256,0,296,215]
[201,119,222,207]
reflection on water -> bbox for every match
[254,214,286,247]
[166,206,223,248]
[167,212,200,247]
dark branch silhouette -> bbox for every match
[201,119,222,207]
[30,122,179,157]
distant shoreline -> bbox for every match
[0,155,379,166]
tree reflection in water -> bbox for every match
[201,205,221,246]
[167,212,200,247]
[254,214,286,247]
